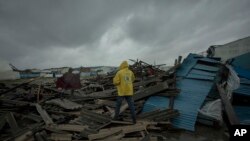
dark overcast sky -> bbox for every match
[1,0,250,69]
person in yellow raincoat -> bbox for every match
[113,60,136,124]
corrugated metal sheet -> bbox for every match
[177,54,198,77]
[198,58,220,64]
[172,79,214,131]
[234,106,250,125]
[193,64,219,72]
[143,54,220,131]
[142,96,169,112]
[189,69,217,77]
[143,78,214,131]
[186,73,214,80]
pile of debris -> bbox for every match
[0,57,182,141]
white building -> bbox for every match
[207,36,250,61]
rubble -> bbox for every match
[1,44,249,140]
[0,58,181,141]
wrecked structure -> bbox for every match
[0,58,181,141]
[0,36,250,140]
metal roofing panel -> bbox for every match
[142,96,169,112]
[189,69,217,77]
[177,54,198,77]
[177,54,219,77]
[234,105,250,125]
[186,73,214,80]
[143,54,220,131]
[198,58,220,64]
[143,79,214,131]
[173,79,214,131]
[193,64,219,72]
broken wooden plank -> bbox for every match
[217,84,239,125]
[15,113,42,123]
[139,109,179,121]
[95,99,116,107]
[47,110,81,116]
[50,133,72,141]
[99,122,148,134]
[111,120,134,125]
[45,98,83,110]
[89,123,148,140]
[140,134,158,141]
[100,131,124,141]
[35,103,54,125]
[49,124,88,132]
[133,82,168,101]
[5,112,20,134]
[88,129,122,141]
[133,77,161,87]
[14,131,33,141]
[37,84,41,103]
[118,136,158,141]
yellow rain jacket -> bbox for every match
[113,61,135,96]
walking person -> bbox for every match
[113,61,136,124]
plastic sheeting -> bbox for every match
[199,99,222,123]
[225,65,240,98]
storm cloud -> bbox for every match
[0,0,250,69]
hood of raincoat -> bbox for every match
[119,61,129,70]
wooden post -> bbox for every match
[217,84,239,125]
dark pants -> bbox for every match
[114,96,136,123]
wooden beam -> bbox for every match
[217,84,239,125]
[49,124,88,132]
[35,104,54,125]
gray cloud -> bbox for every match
[0,0,250,69]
